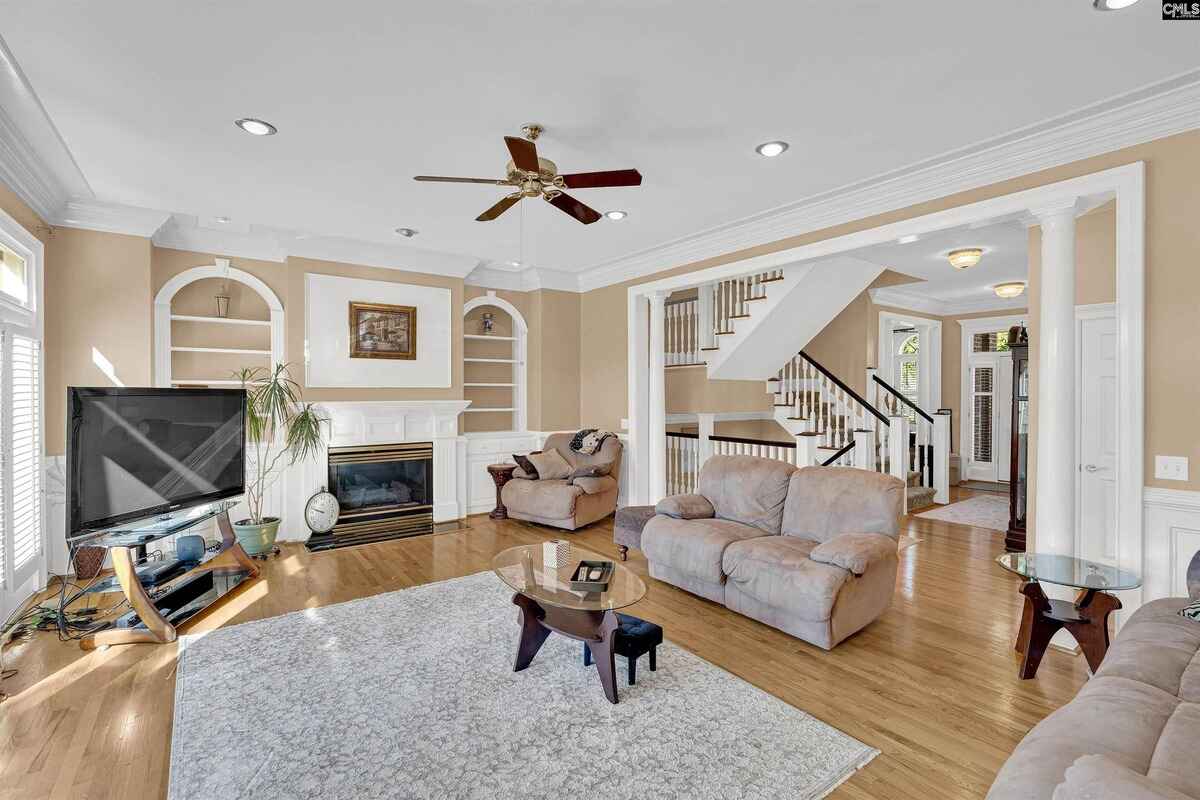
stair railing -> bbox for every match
[664,298,700,366]
[868,370,951,504]
[710,268,785,339]
[664,268,786,364]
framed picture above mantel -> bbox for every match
[349,301,417,360]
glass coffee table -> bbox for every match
[493,543,646,704]
[996,552,1141,679]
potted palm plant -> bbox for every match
[233,364,325,555]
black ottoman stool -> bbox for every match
[614,505,656,561]
[583,613,663,686]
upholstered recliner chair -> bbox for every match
[640,455,904,649]
[501,433,622,531]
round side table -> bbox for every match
[487,463,518,520]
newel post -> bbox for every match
[697,413,715,467]
[853,428,875,471]
[795,431,820,467]
[932,411,951,505]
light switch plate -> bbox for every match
[1155,455,1190,482]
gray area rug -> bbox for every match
[916,493,1010,531]
[170,571,877,799]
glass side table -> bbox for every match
[996,552,1141,680]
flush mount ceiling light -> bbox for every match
[1093,0,1140,9]
[755,141,789,158]
[993,281,1027,299]
[947,247,984,270]
[604,210,627,221]
[394,227,418,238]
[234,118,277,136]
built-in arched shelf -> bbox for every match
[153,258,285,387]
[463,292,528,432]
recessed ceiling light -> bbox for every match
[1093,0,1139,9]
[214,216,231,224]
[898,234,920,244]
[507,260,522,268]
[947,248,984,270]
[604,210,628,221]
[394,227,418,238]
[234,118,277,136]
[993,281,1027,299]
[755,141,789,158]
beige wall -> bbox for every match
[665,366,773,415]
[44,228,154,454]
[579,129,1200,494]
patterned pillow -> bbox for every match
[512,453,540,480]
[1179,599,1200,622]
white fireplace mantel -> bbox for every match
[318,400,471,448]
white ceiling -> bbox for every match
[1,1,1198,278]
[857,219,1031,306]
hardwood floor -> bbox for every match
[0,489,1088,799]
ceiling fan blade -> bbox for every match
[414,175,512,185]
[476,193,522,222]
[504,136,540,173]
[559,169,643,189]
[545,191,601,224]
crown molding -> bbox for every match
[56,199,173,238]
[869,286,1029,317]
[576,68,1200,293]
[465,264,582,292]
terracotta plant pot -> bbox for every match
[231,517,281,556]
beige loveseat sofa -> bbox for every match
[988,569,1200,799]
[501,433,622,531]
[640,455,905,650]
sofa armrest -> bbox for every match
[1052,755,1195,800]
[573,475,617,495]
[655,494,715,520]
[808,533,896,576]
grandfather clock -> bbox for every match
[1005,326,1029,552]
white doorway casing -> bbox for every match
[959,313,1026,483]
[877,310,942,412]
[626,161,1145,622]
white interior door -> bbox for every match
[1076,314,1118,565]
[995,352,1013,482]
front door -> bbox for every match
[1076,314,1118,565]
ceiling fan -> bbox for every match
[414,123,642,225]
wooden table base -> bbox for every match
[511,592,621,704]
[1014,580,1121,679]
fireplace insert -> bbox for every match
[307,442,434,551]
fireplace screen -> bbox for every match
[327,443,432,514]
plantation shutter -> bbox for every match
[971,365,994,464]
[2,327,42,583]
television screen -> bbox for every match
[67,388,246,536]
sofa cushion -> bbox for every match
[641,515,766,585]
[569,461,612,480]
[809,533,897,576]
[695,455,795,534]
[722,537,849,623]
[500,478,583,520]
[572,475,617,496]
[780,466,904,544]
[1095,599,1200,701]
[1053,755,1196,800]
[527,448,572,480]
[656,494,715,520]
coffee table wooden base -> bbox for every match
[511,592,621,704]
[1014,580,1121,679]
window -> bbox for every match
[894,332,920,423]
[972,330,1010,353]
[0,241,29,307]
[0,213,43,621]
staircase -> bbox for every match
[662,264,950,511]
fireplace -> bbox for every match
[307,442,434,551]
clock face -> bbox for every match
[305,492,340,534]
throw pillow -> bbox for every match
[1179,599,1200,622]
[512,453,540,480]
[569,461,612,480]
[528,448,572,480]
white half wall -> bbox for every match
[305,273,452,388]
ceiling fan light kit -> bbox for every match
[414,123,642,225]
[947,247,984,270]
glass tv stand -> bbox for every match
[77,501,260,650]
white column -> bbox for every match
[932,411,951,504]
[627,291,651,505]
[697,412,715,467]
[649,291,668,503]
[1033,200,1079,557]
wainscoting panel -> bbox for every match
[1144,487,1200,603]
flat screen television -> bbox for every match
[67,387,246,538]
